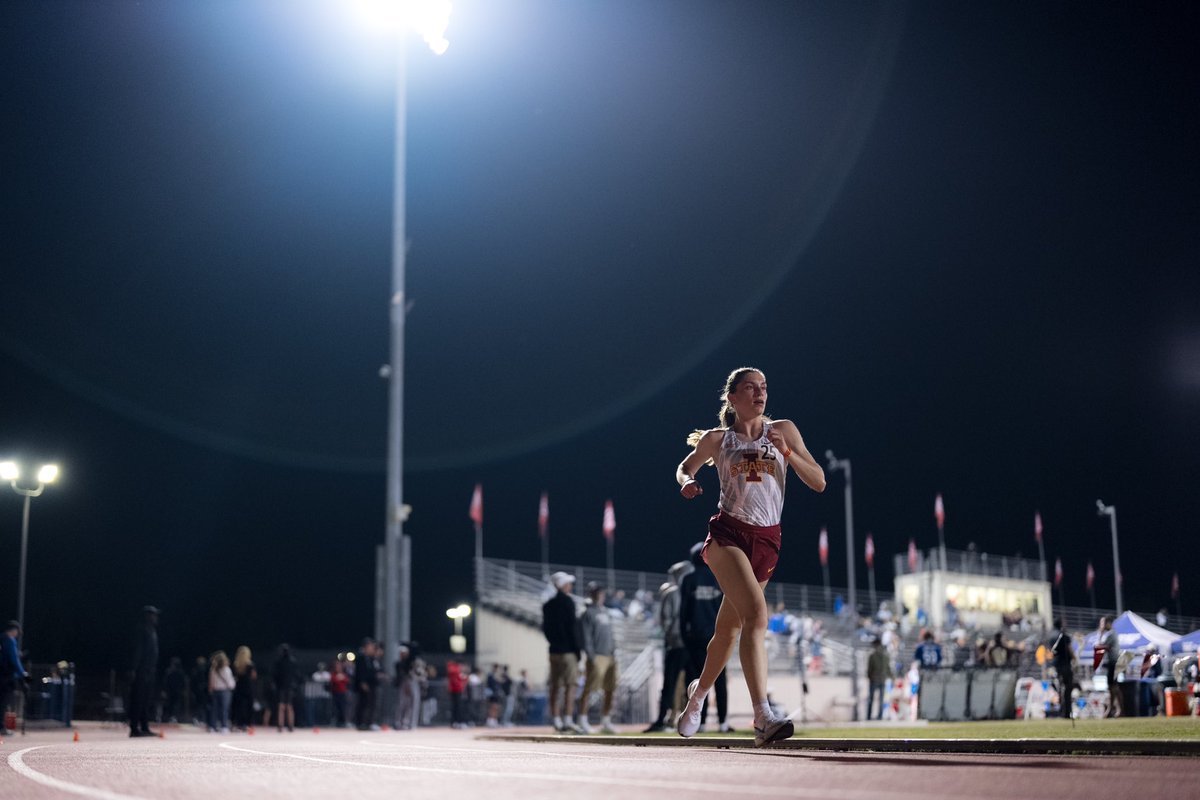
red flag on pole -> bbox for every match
[1034,511,1043,544]
[468,484,483,526]
[864,534,875,569]
[602,500,616,542]
[1054,557,1063,587]
[538,492,549,539]
[1172,572,1180,599]
[934,493,945,531]
[1086,561,1095,591]
[818,527,829,567]
[907,538,918,572]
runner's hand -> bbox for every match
[680,479,703,499]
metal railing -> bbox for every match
[893,547,1048,582]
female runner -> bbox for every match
[675,367,825,746]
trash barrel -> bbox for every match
[1117,680,1141,717]
[523,693,548,725]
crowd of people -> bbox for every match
[105,604,541,737]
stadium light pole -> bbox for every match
[1,461,60,647]
[1096,500,1123,615]
[362,1,452,666]
[824,450,859,721]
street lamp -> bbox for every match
[1096,500,1122,615]
[361,1,452,666]
[446,603,471,654]
[824,450,859,721]
[1,460,60,646]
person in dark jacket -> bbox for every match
[679,543,732,732]
[2,620,29,734]
[542,571,583,733]
[355,638,382,731]
[129,605,160,737]
[1050,619,1075,718]
[272,644,298,732]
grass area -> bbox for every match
[669,717,1200,740]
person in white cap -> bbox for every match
[542,571,583,733]
[674,367,825,747]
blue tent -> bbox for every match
[1170,628,1200,655]
[1077,611,1178,659]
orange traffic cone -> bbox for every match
[158,730,165,739]
[248,726,255,736]
[73,730,80,743]
[313,727,320,734]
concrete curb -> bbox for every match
[476,733,1200,758]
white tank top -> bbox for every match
[715,422,787,527]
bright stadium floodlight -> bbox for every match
[350,0,452,54]
[0,461,17,481]
[37,464,59,484]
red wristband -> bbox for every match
[781,448,792,459]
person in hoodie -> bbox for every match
[578,582,618,734]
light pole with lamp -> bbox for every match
[1,460,60,647]
[446,603,471,654]
[824,450,859,721]
[365,2,452,667]
[1096,500,1123,615]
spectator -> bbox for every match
[485,663,505,728]
[329,660,350,728]
[679,541,732,733]
[272,644,298,732]
[1098,617,1123,717]
[866,636,892,720]
[446,660,468,729]
[129,605,160,738]
[951,633,973,669]
[579,582,619,734]
[1049,619,1075,719]
[643,560,692,732]
[394,642,424,731]
[513,668,531,724]
[2,620,29,735]
[542,571,583,733]
[308,661,332,727]
[354,638,382,731]
[189,656,210,727]
[231,646,257,731]
[208,650,235,733]
[986,633,1009,669]
[467,664,486,726]
[162,657,186,723]
[1141,645,1164,715]
[498,665,515,727]
[913,630,943,670]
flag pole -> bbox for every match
[539,492,549,580]
[1035,512,1046,582]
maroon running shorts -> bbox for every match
[702,510,782,582]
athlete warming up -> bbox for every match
[675,367,825,747]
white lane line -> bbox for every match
[219,741,917,798]
[7,746,154,800]
[357,739,617,760]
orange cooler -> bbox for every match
[1164,688,1189,717]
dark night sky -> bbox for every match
[2,1,1198,672]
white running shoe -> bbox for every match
[577,718,593,734]
[675,680,702,737]
[753,715,794,747]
